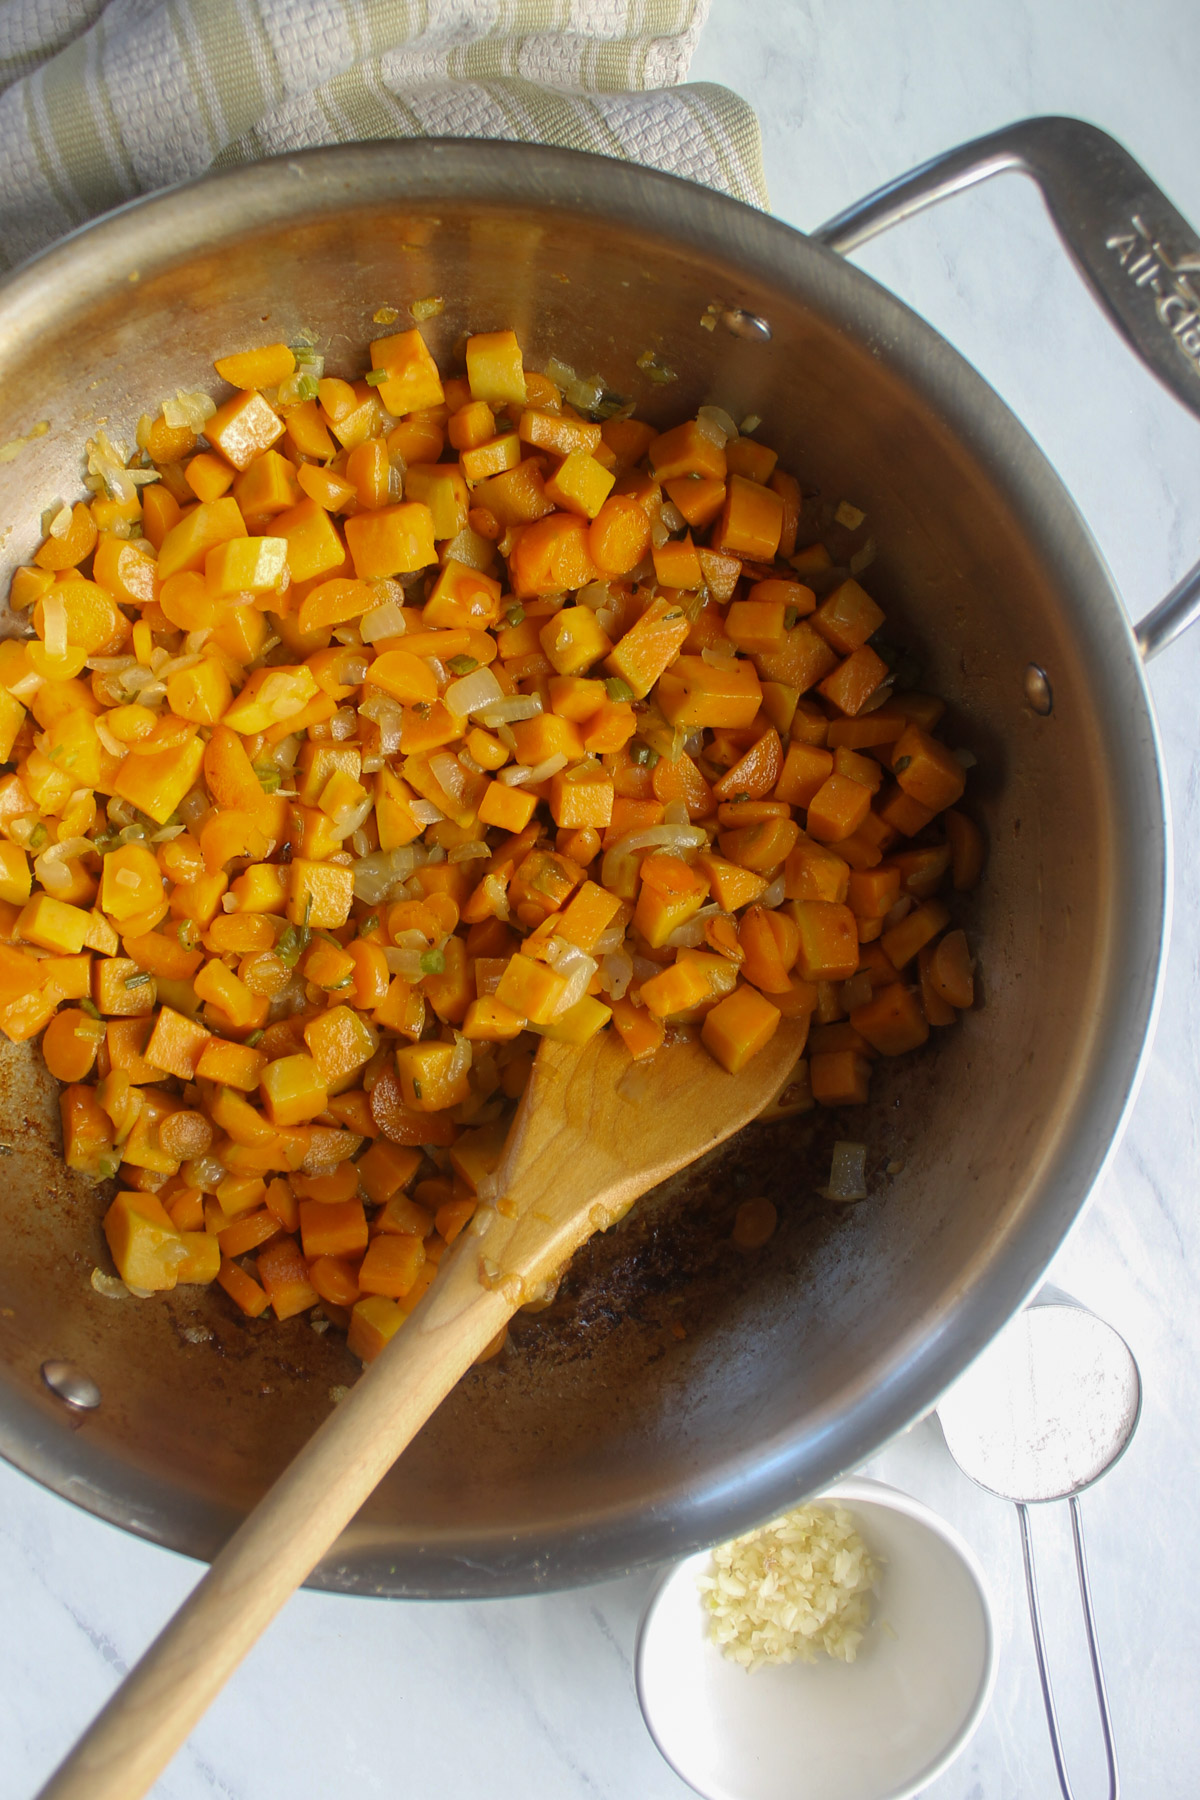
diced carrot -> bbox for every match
[712,729,783,803]
[849,983,930,1056]
[299,1196,368,1261]
[610,996,666,1060]
[10,321,983,1362]
[256,1236,320,1320]
[810,1050,872,1106]
[217,1256,271,1318]
[816,646,889,717]
[357,1233,426,1299]
[701,984,781,1073]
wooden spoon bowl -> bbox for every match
[40,1020,807,1800]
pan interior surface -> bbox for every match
[0,143,1165,1594]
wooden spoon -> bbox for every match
[38,1020,806,1800]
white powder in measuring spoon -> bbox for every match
[937,1304,1141,1502]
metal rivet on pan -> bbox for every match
[1024,664,1053,715]
[721,307,772,342]
[41,1361,101,1411]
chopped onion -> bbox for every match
[953,747,978,769]
[834,500,866,531]
[701,644,739,669]
[659,500,686,533]
[543,356,605,415]
[359,691,404,753]
[859,679,895,715]
[650,516,670,549]
[429,749,473,808]
[91,1268,131,1299]
[576,581,613,612]
[474,694,543,728]
[384,945,425,981]
[94,715,125,758]
[823,1141,869,1203]
[599,824,705,891]
[664,902,725,949]
[409,799,444,826]
[600,949,633,1000]
[444,665,503,717]
[606,822,706,859]
[593,921,627,956]
[8,669,43,701]
[359,599,407,643]
[598,846,639,901]
[739,413,762,434]
[447,840,490,863]
[155,651,202,681]
[391,929,430,953]
[46,503,73,540]
[330,794,373,839]
[478,872,510,920]
[849,539,876,575]
[186,1154,227,1192]
[162,389,216,432]
[544,939,593,975]
[697,405,738,443]
[353,847,419,903]
[549,953,597,1017]
[35,838,92,894]
[498,752,567,787]
[882,895,913,930]
[761,875,787,909]
[631,955,660,983]
[446,1031,473,1088]
[662,800,691,827]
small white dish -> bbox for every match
[635,1477,996,1800]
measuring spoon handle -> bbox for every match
[1017,1497,1120,1800]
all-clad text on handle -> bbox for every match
[812,116,1200,659]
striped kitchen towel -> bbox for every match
[0,0,767,273]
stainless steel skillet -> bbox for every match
[0,117,1195,1596]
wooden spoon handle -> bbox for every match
[36,1238,514,1800]
[37,1024,804,1799]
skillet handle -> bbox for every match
[812,116,1200,661]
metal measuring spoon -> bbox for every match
[937,1299,1141,1800]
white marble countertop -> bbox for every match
[4,2,1200,1796]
